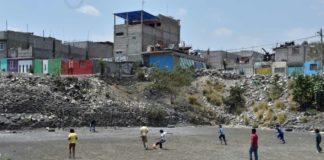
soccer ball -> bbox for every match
[152,144,157,149]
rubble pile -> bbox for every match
[0,73,220,130]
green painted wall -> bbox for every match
[48,59,61,75]
[33,59,43,74]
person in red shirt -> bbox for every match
[249,128,258,160]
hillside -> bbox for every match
[0,70,323,132]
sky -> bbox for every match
[0,0,323,52]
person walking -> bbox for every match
[140,126,149,150]
[218,125,227,145]
[68,128,78,159]
[315,129,322,153]
[276,124,286,144]
[90,120,96,132]
[153,129,167,149]
[249,128,258,160]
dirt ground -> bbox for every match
[0,127,323,160]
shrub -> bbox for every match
[144,106,167,126]
[137,71,146,81]
[275,101,286,110]
[277,112,287,125]
[223,85,245,114]
[188,95,199,105]
[264,109,274,122]
[206,93,222,106]
[202,89,209,95]
[252,122,259,128]
[300,117,308,123]
[243,115,250,126]
[256,110,264,121]
[254,102,269,112]
[269,74,284,101]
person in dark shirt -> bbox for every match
[90,120,96,132]
[276,124,286,144]
[315,129,322,153]
[249,128,258,160]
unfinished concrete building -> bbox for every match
[65,41,114,59]
[203,50,263,75]
[0,30,113,60]
[113,10,181,62]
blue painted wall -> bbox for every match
[304,60,321,75]
[0,58,7,72]
[288,66,303,76]
[148,54,174,71]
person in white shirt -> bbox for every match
[153,129,167,149]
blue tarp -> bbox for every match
[114,10,158,22]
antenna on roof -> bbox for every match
[141,0,145,10]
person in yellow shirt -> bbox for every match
[68,129,78,158]
[140,126,149,150]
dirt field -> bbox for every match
[0,127,323,160]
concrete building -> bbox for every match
[65,41,113,59]
[203,50,263,75]
[114,10,181,62]
[273,42,309,66]
[0,30,113,60]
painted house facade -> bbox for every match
[0,58,7,71]
[142,51,206,71]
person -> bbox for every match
[68,128,78,159]
[249,128,258,160]
[315,129,322,153]
[90,120,96,132]
[153,129,167,149]
[218,125,227,145]
[140,126,149,150]
[276,124,286,144]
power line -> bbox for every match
[224,35,319,52]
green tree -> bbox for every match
[269,74,284,100]
[313,76,324,111]
[151,66,195,104]
[223,85,245,114]
[292,75,314,111]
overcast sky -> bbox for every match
[0,0,323,52]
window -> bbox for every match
[115,32,124,36]
[310,64,318,70]
[116,51,123,54]
[0,42,5,51]
[132,36,136,40]
[275,68,285,73]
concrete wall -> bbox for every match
[66,41,113,58]
[272,62,287,75]
[0,31,92,60]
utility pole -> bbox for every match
[317,28,323,68]
[5,20,8,31]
